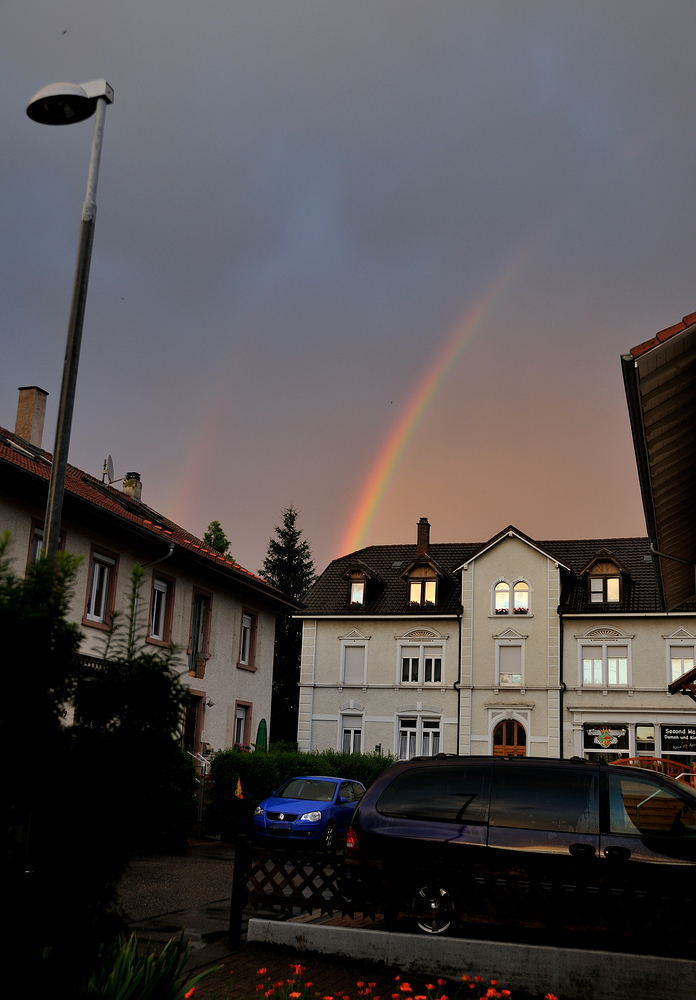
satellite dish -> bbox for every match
[107,455,114,483]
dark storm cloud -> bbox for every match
[2,1,696,569]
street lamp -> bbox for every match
[27,79,114,564]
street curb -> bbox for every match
[247,918,696,1000]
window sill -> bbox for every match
[490,613,533,619]
[237,661,257,672]
[146,635,171,647]
[81,616,111,631]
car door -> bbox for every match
[599,769,696,942]
[487,763,601,930]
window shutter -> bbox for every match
[344,646,365,684]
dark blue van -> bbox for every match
[344,756,696,940]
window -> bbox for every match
[409,579,437,606]
[498,645,522,686]
[671,646,694,682]
[350,580,365,605]
[84,549,117,625]
[400,645,443,684]
[189,592,211,676]
[238,611,257,669]
[490,766,598,834]
[494,582,509,614]
[582,644,629,686]
[342,645,366,684]
[342,717,362,753]
[589,575,621,603]
[636,724,655,754]
[27,520,66,565]
[234,704,249,746]
[148,575,175,644]
[513,582,529,613]
[182,692,204,753]
[583,722,629,759]
[377,765,491,823]
[608,773,696,838]
[399,718,417,759]
[421,719,441,757]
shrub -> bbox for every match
[207,747,394,839]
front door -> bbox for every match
[493,720,526,756]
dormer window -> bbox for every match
[409,579,437,606]
[350,580,365,605]
[343,562,381,608]
[590,576,620,603]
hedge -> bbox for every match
[206,747,395,839]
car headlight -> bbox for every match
[299,811,322,822]
[253,806,264,817]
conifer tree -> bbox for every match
[203,520,232,559]
[260,506,316,742]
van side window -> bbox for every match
[608,774,696,838]
[489,767,598,834]
[376,766,491,824]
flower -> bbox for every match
[305,984,313,988]
[258,970,268,977]
[395,977,401,982]
[437,981,447,987]
[461,977,470,983]
[400,985,411,993]
[184,991,196,1000]
[265,992,273,997]
[425,986,434,991]
[545,995,559,1000]
[500,993,510,998]
[290,993,301,998]
[475,978,484,984]
[255,987,264,993]
[415,995,427,998]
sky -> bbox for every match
[2,1,695,575]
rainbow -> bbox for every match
[336,252,530,557]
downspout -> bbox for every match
[130,542,175,651]
[558,602,564,758]
[456,609,462,754]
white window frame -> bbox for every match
[340,715,363,754]
[396,715,442,759]
[149,578,168,640]
[341,642,367,686]
[240,613,253,665]
[495,638,525,687]
[234,704,247,746]
[349,580,365,605]
[664,629,696,686]
[397,640,445,687]
[490,577,533,617]
[577,631,633,689]
[86,552,115,623]
[408,578,438,607]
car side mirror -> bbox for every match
[338,796,347,804]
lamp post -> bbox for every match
[27,79,114,564]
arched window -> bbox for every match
[513,581,529,614]
[494,582,510,613]
[493,720,526,757]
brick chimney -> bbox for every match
[15,386,48,448]
[122,471,142,502]
[416,517,431,556]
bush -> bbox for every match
[207,747,394,838]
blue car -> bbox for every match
[253,775,366,849]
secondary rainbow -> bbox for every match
[336,256,526,557]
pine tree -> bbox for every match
[203,520,232,559]
[260,506,316,743]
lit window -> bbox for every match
[582,645,629,686]
[513,582,529,613]
[350,580,365,605]
[149,578,168,640]
[671,646,694,682]
[494,582,510,613]
[401,645,442,684]
[409,579,437,606]
[589,576,621,603]
[86,552,116,623]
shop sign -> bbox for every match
[660,725,696,753]
[583,723,629,751]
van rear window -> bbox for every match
[376,765,491,823]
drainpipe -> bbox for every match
[456,610,462,754]
[130,542,175,651]
[558,603,565,758]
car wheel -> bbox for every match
[322,821,336,850]
[413,884,455,935]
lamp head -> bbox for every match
[27,82,97,125]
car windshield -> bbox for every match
[276,779,336,802]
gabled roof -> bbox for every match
[0,425,302,613]
[300,530,686,617]
[454,524,570,572]
[622,311,696,610]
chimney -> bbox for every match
[416,517,431,556]
[122,471,142,502]
[15,386,48,448]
